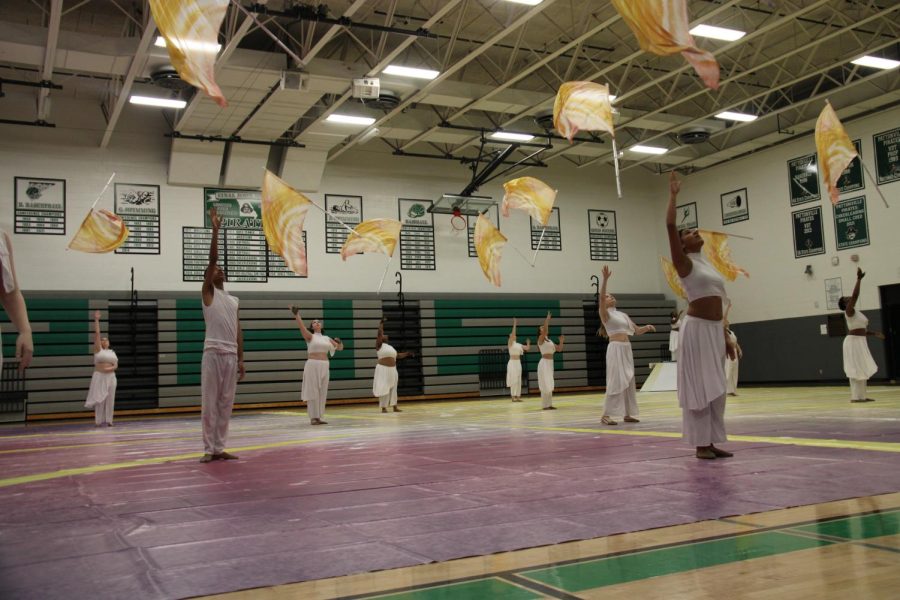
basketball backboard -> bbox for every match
[429,194,495,217]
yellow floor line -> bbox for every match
[0,433,355,489]
[513,425,900,453]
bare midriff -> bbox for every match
[308,353,330,361]
[94,363,116,373]
[509,355,520,360]
[542,354,554,359]
[608,333,629,343]
[687,296,724,321]
[848,328,867,336]
[378,357,397,367]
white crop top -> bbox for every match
[0,231,15,294]
[604,308,635,336]
[203,288,239,354]
[509,342,524,357]
[845,309,868,330]
[539,339,556,355]
[680,252,727,302]
[307,333,336,356]
[94,348,118,366]
[377,342,397,359]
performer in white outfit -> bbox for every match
[293,306,343,424]
[666,173,737,460]
[537,311,565,410]
[723,305,743,396]
[598,266,656,425]
[839,268,883,403]
[507,318,530,402]
[84,310,118,426]
[0,229,33,373]
[668,310,683,361]
[374,318,414,413]
[200,208,245,463]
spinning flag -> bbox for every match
[261,170,312,277]
[610,0,720,90]
[474,214,507,287]
[815,101,857,205]
[340,219,402,261]
[660,256,687,299]
[149,0,229,107]
[68,209,129,253]
[501,177,557,226]
[699,230,750,281]
[553,81,615,143]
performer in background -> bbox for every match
[293,306,343,424]
[669,309,683,361]
[374,317,414,413]
[84,310,118,426]
[839,268,884,403]
[537,311,565,410]
[507,318,530,402]
[724,304,743,396]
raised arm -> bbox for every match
[376,317,386,350]
[845,268,864,316]
[291,306,313,342]
[508,317,517,348]
[665,172,692,277]
[599,266,611,323]
[0,232,33,372]
[538,311,551,345]
[92,310,103,354]
[237,308,245,381]
[202,208,221,306]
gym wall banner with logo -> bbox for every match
[398,198,436,270]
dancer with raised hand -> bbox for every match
[0,229,33,373]
[84,310,118,426]
[598,266,656,425]
[537,311,565,410]
[374,317,414,413]
[666,172,737,459]
[839,267,883,402]
[293,306,344,424]
[200,207,245,463]
[507,318,531,402]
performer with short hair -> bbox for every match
[537,311,564,410]
[293,306,343,424]
[374,317,414,413]
[200,208,245,463]
[0,229,33,373]
[599,266,656,425]
[839,268,883,402]
[84,310,118,426]
[507,318,530,402]
[666,173,737,459]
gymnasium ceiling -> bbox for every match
[0,0,897,176]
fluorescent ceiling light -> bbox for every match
[129,95,187,109]
[504,0,543,5]
[629,145,668,155]
[326,114,376,125]
[382,65,440,80]
[716,111,758,122]
[851,55,900,70]
[689,24,745,41]
[155,35,221,53]
[490,131,535,142]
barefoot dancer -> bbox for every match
[839,268,884,402]
[293,306,343,424]
[200,208,245,463]
[507,318,530,402]
[598,266,656,425]
[537,311,565,410]
[666,173,737,460]
[374,317,414,413]
[84,310,117,426]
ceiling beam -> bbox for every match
[36,0,63,121]
[100,16,157,148]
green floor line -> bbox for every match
[368,577,543,600]
[791,509,900,540]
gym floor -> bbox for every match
[1,386,898,599]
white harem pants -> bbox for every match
[373,364,399,408]
[678,316,727,447]
[303,359,330,420]
[603,341,638,417]
[201,350,238,455]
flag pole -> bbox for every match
[611,137,623,199]
[91,172,116,210]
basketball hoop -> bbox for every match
[450,207,466,234]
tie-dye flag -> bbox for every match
[610,0,720,90]
[553,81,615,142]
[261,170,312,277]
[341,219,402,261]
[660,256,687,299]
[815,101,858,205]
[699,230,749,281]
[474,214,507,287]
[502,177,557,226]
[68,209,129,253]
[149,0,228,107]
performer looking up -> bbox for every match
[839,268,883,403]
[507,318,530,402]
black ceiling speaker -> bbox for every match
[150,66,191,91]
[677,127,710,144]
[360,90,401,111]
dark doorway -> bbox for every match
[108,300,159,409]
[583,299,608,387]
[381,301,424,396]
[879,284,900,381]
